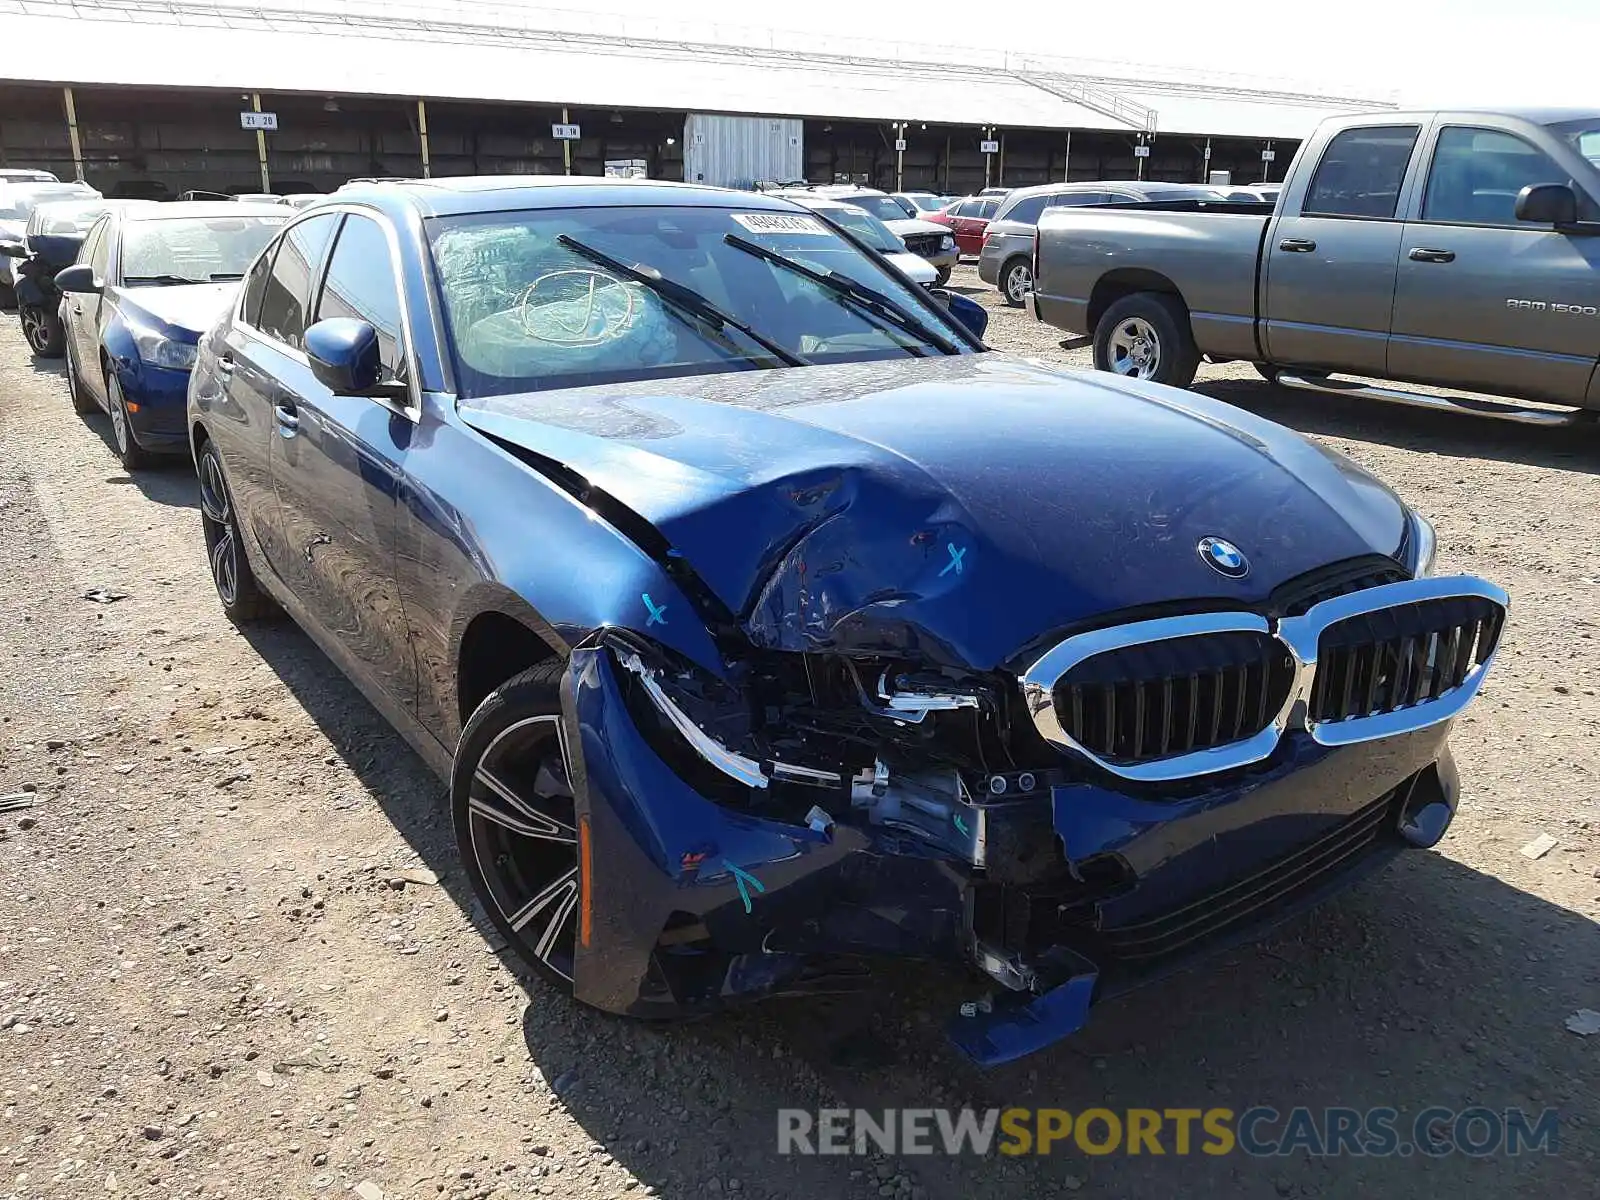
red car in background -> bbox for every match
[927,196,999,257]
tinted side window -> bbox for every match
[257,212,340,349]
[1423,127,1567,226]
[315,214,406,382]
[976,199,999,218]
[954,200,978,217]
[239,239,279,328]
[1303,125,1421,219]
[1002,195,1049,225]
[1051,192,1113,207]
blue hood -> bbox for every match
[460,355,1408,669]
[116,282,236,339]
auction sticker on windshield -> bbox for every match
[731,212,830,235]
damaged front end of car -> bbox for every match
[558,562,1508,1067]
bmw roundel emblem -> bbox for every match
[1198,536,1250,579]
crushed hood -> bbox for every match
[459,355,1407,670]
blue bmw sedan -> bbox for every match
[56,202,287,469]
[187,178,1507,1066]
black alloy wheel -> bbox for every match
[197,438,276,622]
[454,661,582,993]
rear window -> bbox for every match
[1303,125,1421,219]
[121,215,287,285]
[998,195,1050,224]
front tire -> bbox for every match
[1000,258,1033,307]
[20,304,64,357]
[64,337,95,414]
[934,265,952,287]
[106,374,153,471]
[1093,293,1201,388]
[453,661,582,996]
[197,438,276,622]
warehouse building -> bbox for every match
[0,0,1394,197]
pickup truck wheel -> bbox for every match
[1000,258,1033,307]
[1253,363,1280,384]
[1094,294,1200,387]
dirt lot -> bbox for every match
[1,264,1597,1200]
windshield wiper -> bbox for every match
[722,233,960,356]
[209,272,245,282]
[122,274,207,286]
[555,234,808,367]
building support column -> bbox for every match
[1063,130,1072,182]
[417,99,432,178]
[562,106,572,173]
[63,87,84,183]
[251,92,270,192]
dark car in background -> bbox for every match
[182,176,1505,1067]
[56,201,287,468]
[0,179,100,308]
[4,198,158,356]
[926,195,999,257]
[979,181,1228,305]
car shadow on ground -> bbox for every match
[26,355,201,508]
[1202,378,1600,477]
[230,617,1600,1198]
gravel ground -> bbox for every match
[1,264,1597,1200]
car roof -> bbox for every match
[331,175,835,220]
[120,201,292,221]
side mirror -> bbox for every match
[0,241,26,259]
[1515,182,1578,226]
[940,291,989,341]
[54,263,101,294]
[305,317,385,395]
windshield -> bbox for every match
[813,205,902,253]
[1560,128,1600,168]
[120,216,287,285]
[426,205,970,397]
[843,195,914,223]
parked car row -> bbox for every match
[0,173,1507,1068]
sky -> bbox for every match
[380,0,1595,109]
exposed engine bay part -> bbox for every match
[849,661,983,724]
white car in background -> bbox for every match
[775,186,958,284]
[774,194,938,286]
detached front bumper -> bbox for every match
[563,644,1460,1064]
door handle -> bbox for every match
[1408,247,1456,263]
[1278,238,1317,253]
[273,400,300,435]
[215,353,235,375]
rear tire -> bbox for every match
[64,337,95,414]
[1093,293,1201,388]
[0,281,15,312]
[453,660,583,996]
[1000,258,1033,307]
[197,438,277,623]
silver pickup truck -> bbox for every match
[1030,107,1600,424]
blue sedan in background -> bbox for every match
[186,177,1507,1067]
[56,202,286,469]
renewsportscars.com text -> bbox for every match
[776,1107,1559,1158]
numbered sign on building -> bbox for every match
[980,139,1000,154]
[552,124,582,141]
[240,112,278,132]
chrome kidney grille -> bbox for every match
[1020,575,1508,782]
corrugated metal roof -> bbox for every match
[0,0,1393,140]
